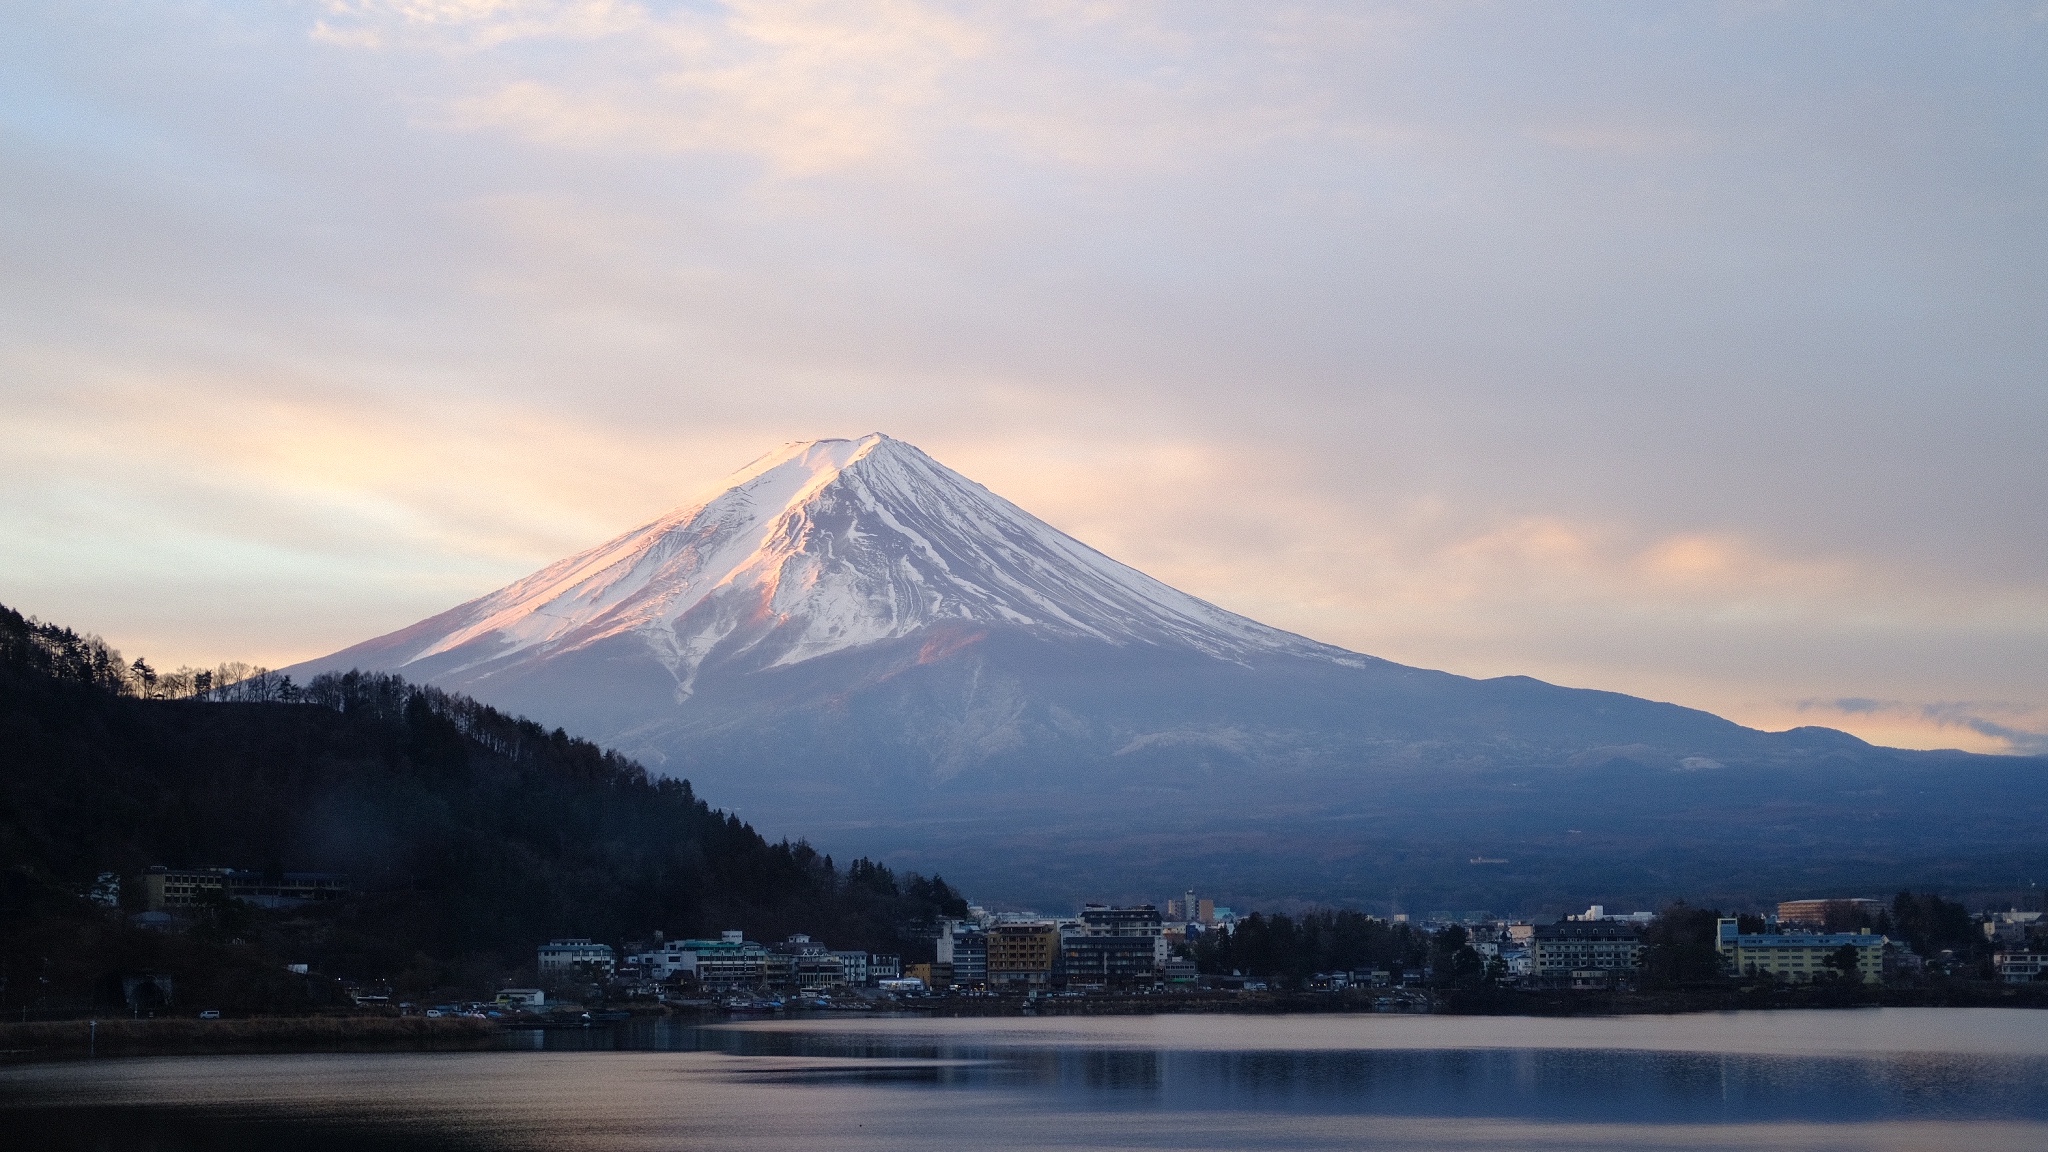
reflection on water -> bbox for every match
[4,1010,2046,1152]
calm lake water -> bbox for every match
[5,1009,2046,1151]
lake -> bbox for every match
[4,1009,2046,1151]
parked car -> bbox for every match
[198,1009,221,1020]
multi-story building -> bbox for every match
[986,922,1059,987]
[1983,911,2044,947]
[1166,892,1214,925]
[770,934,846,991]
[1528,922,1644,979]
[1775,898,1883,927]
[868,954,902,982]
[679,931,770,989]
[1992,951,2046,983]
[1055,906,1163,987]
[795,956,846,991]
[907,962,951,989]
[140,866,349,912]
[1061,934,1161,986]
[1567,905,1654,926]
[937,922,988,988]
[1078,905,1164,936]
[829,951,871,985]
[1078,905,1169,962]
[538,938,616,979]
[1716,919,1884,984]
[627,939,699,982]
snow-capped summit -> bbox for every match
[318,434,1362,700]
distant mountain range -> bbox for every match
[293,435,2048,912]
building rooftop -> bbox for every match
[1718,919,1882,947]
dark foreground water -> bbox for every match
[4,1009,2046,1151]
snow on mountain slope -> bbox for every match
[361,434,1368,699]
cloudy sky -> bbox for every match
[4,2,2045,753]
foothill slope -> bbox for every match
[0,603,966,1017]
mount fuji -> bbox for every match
[294,435,2047,910]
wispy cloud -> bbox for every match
[313,0,646,50]
[323,0,994,172]
[313,1,1437,174]
[1795,698,2048,756]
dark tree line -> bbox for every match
[1882,892,1979,959]
[1192,910,1430,984]
[0,604,266,701]
[0,606,138,694]
[0,602,966,1011]
[1778,893,1987,964]
[1639,903,1730,986]
[1189,894,2010,994]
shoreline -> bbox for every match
[904,982,2048,1018]
[0,1016,500,1064]
[6,985,2046,1064]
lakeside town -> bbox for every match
[108,867,2048,1022]
[519,896,2045,1008]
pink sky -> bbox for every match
[2,2,2044,754]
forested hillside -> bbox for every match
[0,604,964,1013]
